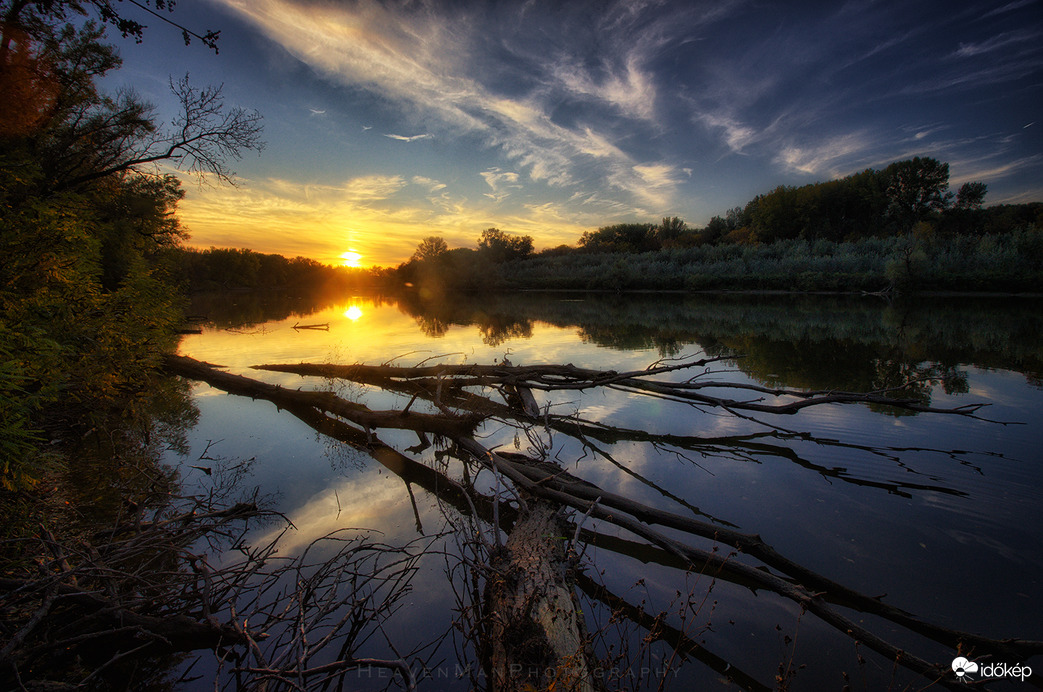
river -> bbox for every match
[170,291,1043,690]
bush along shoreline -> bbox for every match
[398,229,1041,295]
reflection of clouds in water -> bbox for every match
[254,471,417,556]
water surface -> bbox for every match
[172,292,1043,690]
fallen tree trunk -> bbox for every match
[484,502,601,692]
[252,358,990,417]
[164,354,482,437]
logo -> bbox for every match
[952,657,979,681]
[951,656,1033,683]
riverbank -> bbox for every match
[485,231,1043,293]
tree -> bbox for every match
[0,2,262,489]
[883,157,952,230]
[656,216,687,245]
[1,7,262,197]
[411,235,449,263]
[39,72,264,193]
[701,215,729,244]
[478,228,533,263]
[955,181,987,210]
[578,223,659,253]
[2,0,221,52]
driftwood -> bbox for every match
[484,503,600,692]
[161,354,1043,690]
[455,437,1043,690]
[165,354,481,437]
[252,358,991,417]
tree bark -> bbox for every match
[484,503,601,692]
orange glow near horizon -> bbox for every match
[173,172,595,268]
[340,250,363,267]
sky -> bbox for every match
[104,0,1043,267]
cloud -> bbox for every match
[552,53,658,121]
[954,29,1043,57]
[981,1,1039,20]
[411,176,447,194]
[342,175,407,200]
[215,0,694,212]
[694,111,762,155]
[384,133,433,142]
[948,154,1043,186]
[775,133,870,176]
[480,167,521,202]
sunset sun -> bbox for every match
[339,250,363,267]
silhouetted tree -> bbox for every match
[883,157,952,231]
[955,181,987,210]
[578,223,659,252]
[411,235,449,262]
[656,216,687,245]
[478,228,533,263]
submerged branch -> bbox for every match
[253,358,989,417]
[158,353,1037,690]
[164,355,482,437]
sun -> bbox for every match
[339,250,363,267]
[343,305,363,321]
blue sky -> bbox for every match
[106,0,1043,265]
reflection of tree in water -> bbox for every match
[395,291,1041,407]
[477,312,533,346]
[62,376,200,527]
[396,291,536,345]
[414,312,452,338]
[2,371,432,691]
[186,291,399,330]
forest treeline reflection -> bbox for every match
[192,290,1042,404]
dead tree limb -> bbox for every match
[164,355,482,437]
[252,358,989,417]
[484,502,601,692]
[454,437,1043,686]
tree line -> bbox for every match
[154,246,381,293]
[397,158,1041,293]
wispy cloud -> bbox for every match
[696,113,759,154]
[384,133,433,142]
[480,168,521,202]
[981,0,1038,20]
[552,53,658,121]
[954,30,1042,57]
[194,0,1040,252]
[775,133,870,177]
[216,0,693,213]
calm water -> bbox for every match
[172,292,1043,690]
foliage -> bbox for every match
[578,222,659,253]
[955,181,987,210]
[411,234,448,262]
[0,2,261,488]
[478,227,534,262]
[1,0,222,52]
